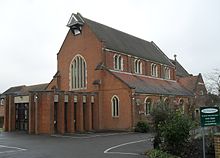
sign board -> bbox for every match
[200,107,219,127]
[14,96,29,103]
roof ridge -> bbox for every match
[69,13,174,67]
[83,17,152,44]
[151,42,175,67]
[26,83,48,88]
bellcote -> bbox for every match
[67,13,85,35]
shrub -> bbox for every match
[146,149,179,158]
[134,121,149,133]
[151,103,171,149]
[151,102,170,130]
[159,112,193,155]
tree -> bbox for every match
[205,69,220,95]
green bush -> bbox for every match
[134,121,149,133]
[147,149,179,158]
[159,112,193,155]
[151,102,171,130]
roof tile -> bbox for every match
[112,71,193,96]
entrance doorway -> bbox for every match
[15,103,29,131]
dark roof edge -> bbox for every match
[99,66,134,89]
[169,58,190,76]
[151,41,175,67]
[135,91,194,97]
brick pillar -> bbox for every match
[11,98,15,131]
[67,94,75,133]
[37,92,54,134]
[92,94,99,130]
[85,96,92,131]
[131,90,135,129]
[76,95,84,132]
[35,94,39,134]
[4,96,9,131]
[8,95,14,132]
[29,94,35,134]
[50,93,54,134]
[57,93,65,134]
[214,133,220,157]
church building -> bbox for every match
[0,13,207,134]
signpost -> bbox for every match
[200,107,220,158]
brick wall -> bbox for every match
[100,70,133,130]
[37,92,54,134]
[133,94,190,126]
[104,50,176,80]
[55,24,103,92]
[214,133,220,157]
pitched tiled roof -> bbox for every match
[68,13,174,67]
[2,85,25,95]
[2,83,48,96]
[170,59,190,77]
[111,71,193,96]
[178,75,198,93]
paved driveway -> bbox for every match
[0,132,153,158]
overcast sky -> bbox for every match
[0,0,220,93]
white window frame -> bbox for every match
[70,54,87,90]
[199,90,204,96]
[144,97,152,115]
[134,59,142,74]
[113,54,123,71]
[164,67,170,79]
[164,97,170,109]
[178,98,184,114]
[0,99,4,106]
[151,63,158,77]
[111,95,119,117]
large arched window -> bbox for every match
[111,95,119,117]
[144,97,152,115]
[151,63,158,77]
[113,54,123,71]
[134,59,142,74]
[70,55,87,90]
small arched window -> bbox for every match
[134,59,142,74]
[164,98,170,109]
[179,98,184,114]
[144,97,152,115]
[0,99,4,106]
[164,67,170,79]
[114,54,123,71]
[199,90,204,96]
[70,55,87,90]
[111,95,119,117]
[151,63,158,77]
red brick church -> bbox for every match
[0,13,207,134]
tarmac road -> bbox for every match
[0,132,153,158]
